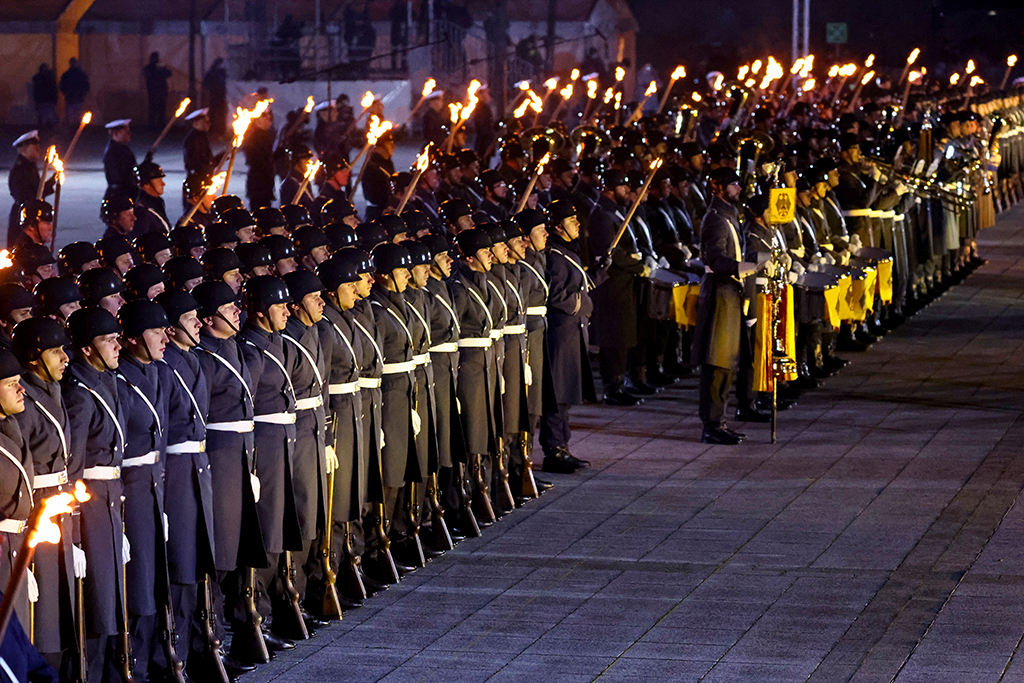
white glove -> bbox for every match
[849,234,864,249]
[163,513,169,543]
[679,245,692,260]
[823,252,836,265]
[26,568,38,603]
[379,429,386,449]
[790,245,805,259]
[870,165,882,181]
[250,474,261,503]
[779,252,793,269]
[640,265,652,278]
[73,544,87,578]
[325,445,339,474]
[791,261,806,276]
[643,256,658,271]
[411,409,422,436]
[524,362,533,386]
[122,533,131,565]
[895,182,910,196]
[787,271,799,284]
[455,398,462,414]
[757,260,777,278]
[657,256,670,269]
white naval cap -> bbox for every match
[184,108,210,121]
[425,89,444,100]
[312,101,335,113]
[12,130,40,148]
[105,119,131,130]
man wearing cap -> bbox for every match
[439,199,474,237]
[456,150,483,208]
[135,232,174,268]
[114,299,173,683]
[361,129,396,221]
[8,131,54,249]
[104,120,139,200]
[179,176,216,230]
[280,147,317,212]
[478,170,509,222]
[292,226,331,273]
[693,167,773,445]
[184,109,216,181]
[13,200,56,251]
[238,276,306,645]
[202,248,245,295]
[191,281,268,668]
[134,160,172,236]
[101,194,140,241]
[163,256,205,294]
[63,307,130,683]
[408,161,442,222]
[0,284,34,350]
[153,288,223,680]
[314,156,351,208]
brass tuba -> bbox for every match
[569,124,611,159]
[520,126,566,163]
[728,129,775,176]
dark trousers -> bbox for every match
[539,403,571,455]
[86,635,121,683]
[598,346,629,390]
[699,365,735,430]
[128,613,157,683]
[169,581,200,662]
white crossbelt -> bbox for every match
[122,450,160,468]
[413,353,430,366]
[489,329,504,339]
[381,360,416,375]
[329,381,360,395]
[254,412,297,425]
[458,337,492,348]
[358,377,382,389]
[207,420,255,433]
[0,519,27,534]
[526,305,547,316]
[295,396,323,411]
[33,469,69,490]
[842,209,872,217]
[167,440,206,454]
[83,465,121,480]
[503,324,526,335]
[428,342,457,353]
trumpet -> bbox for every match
[867,156,976,208]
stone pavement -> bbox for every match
[239,210,1024,683]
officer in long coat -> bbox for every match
[8,131,54,248]
[133,161,172,236]
[103,120,139,200]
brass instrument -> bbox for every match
[867,155,976,209]
[520,126,566,163]
[767,245,797,444]
[729,129,775,189]
[717,82,753,136]
[569,125,611,159]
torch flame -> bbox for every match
[950,73,961,85]
[828,65,840,78]
[82,111,93,125]
[367,115,393,145]
[231,99,272,147]
[1009,55,1018,68]
[570,69,580,81]
[587,80,598,98]
[468,80,482,97]
[514,99,531,118]
[361,91,374,108]
[907,48,920,65]
[713,74,724,91]
[840,63,857,77]
[615,66,625,82]
[744,78,756,88]
[537,152,551,172]
[970,75,984,87]
[603,87,615,104]
[751,59,763,75]
[766,57,783,80]
[517,80,531,91]
[175,98,191,118]
[422,78,436,97]
[800,55,814,78]
[738,65,749,80]
[790,58,805,75]
[460,97,477,121]
[644,80,657,97]
[414,147,430,172]
[73,480,90,503]
[0,250,11,269]
[691,92,702,102]
[865,54,875,68]
[802,78,816,92]
[304,96,315,113]
[51,153,65,185]
[206,172,227,197]
[759,75,772,90]
[30,489,86,548]
[966,59,976,74]
[671,65,686,80]
[544,77,559,91]
[862,70,876,85]
[449,103,462,124]
[45,145,57,164]
[651,158,663,171]
[559,84,573,100]
[909,71,923,84]
[614,92,622,107]
[304,159,322,181]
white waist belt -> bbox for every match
[254,412,297,425]
[504,324,526,335]
[842,209,872,217]
[359,377,382,389]
[428,342,458,353]
[166,440,206,454]
[295,396,323,411]
[526,306,547,316]
[381,360,416,375]
[894,214,906,222]
[413,353,430,366]
[329,381,360,395]
[207,420,255,433]
[0,519,27,534]
[879,210,896,218]
[122,450,160,468]
[83,465,121,480]
[458,337,492,349]
[33,469,69,490]
[489,329,504,339]
[867,209,885,218]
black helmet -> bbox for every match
[456,228,493,257]
[191,281,236,319]
[546,199,577,226]
[317,250,365,290]
[221,208,257,236]
[500,139,527,162]
[244,275,292,310]
[374,214,408,240]
[123,263,165,300]
[322,154,350,175]
[513,208,547,234]
[162,256,205,291]
[420,233,455,260]
[58,242,101,277]
[402,210,432,236]
[134,231,173,264]
[78,268,125,306]
[281,204,312,230]
[292,226,330,256]
[19,199,53,227]
[211,195,245,220]
[66,307,120,349]
[323,221,359,251]
[370,243,413,273]
[183,172,210,199]
[0,284,34,320]
[169,225,205,255]
[252,206,288,235]
[33,277,82,318]
[479,169,504,190]
[405,240,433,267]
[356,221,388,249]
[260,234,295,263]
[439,199,473,225]
[500,218,526,239]
[202,248,242,280]
[95,237,134,270]
[578,157,607,177]
[135,160,166,185]
[0,349,22,379]
[100,194,134,223]
[283,269,324,302]
[11,317,70,363]
[235,243,273,273]
[205,221,239,249]
[319,199,357,225]
[118,299,169,338]
[289,144,314,165]
[482,222,507,245]
[155,289,200,327]
[13,243,56,274]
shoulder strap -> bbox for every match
[281,333,324,389]
[519,259,550,296]
[551,248,594,291]
[0,440,32,508]
[486,279,509,319]
[426,287,461,334]
[242,337,295,399]
[351,317,383,367]
[116,371,163,436]
[197,345,254,403]
[27,395,68,463]
[74,379,127,452]
[405,299,432,348]
[455,278,493,329]
[161,360,206,428]
[370,299,415,348]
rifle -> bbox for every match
[228,568,269,664]
[116,510,136,683]
[456,462,481,538]
[307,466,343,621]
[372,503,401,584]
[519,431,540,499]
[158,603,186,683]
[425,473,454,551]
[192,576,229,683]
[71,577,88,683]
[493,436,517,514]
[272,552,308,641]
[338,522,367,602]
[471,453,496,524]
[402,482,426,568]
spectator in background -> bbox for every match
[472,85,496,166]
[202,58,228,138]
[390,1,409,71]
[581,47,608,85]
[59,58,90,127]
[143,52,172,129]
[272,14,304,80]
[31,64,59,133]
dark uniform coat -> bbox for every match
[518,248,548,419]
[134,191,172,237]
[103,140,139,198]
[423,276,464,469]
[588,194,644,349]
[351,300,384,503]
[692,197,746,371]
[544,236,597,406]
[7,154,52,248]
[361,152,395,221]
[0,417,33,630]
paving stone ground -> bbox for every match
[237,208,1024,682]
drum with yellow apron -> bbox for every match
[753,281,798,393]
